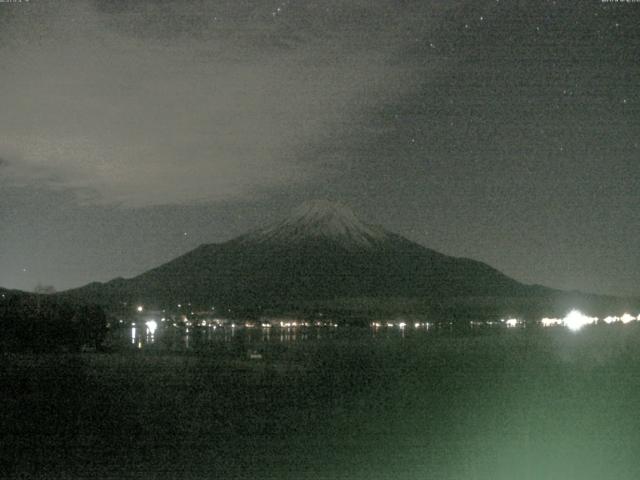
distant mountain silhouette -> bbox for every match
[58,201,638,320]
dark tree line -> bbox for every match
[0,294,107,352]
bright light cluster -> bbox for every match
[602,313,638,325]
[562,310,598,331]
[539,311,640,330]
[145,319,158,335]
[503,318,521,328]
[371,321,431,329]
[621,313,636,324]
[541,317,563,327]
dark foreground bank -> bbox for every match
[3,326,640,479]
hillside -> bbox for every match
[59,201,638,319]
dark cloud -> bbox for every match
[0,0,446,206]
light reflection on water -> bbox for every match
[119,322,455,352]
[117,311,640,352]
[123,324,340,350]
[118,316,640,352]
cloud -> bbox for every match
[0,1,425,207]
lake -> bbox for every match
[119,321,478,353]
[3,324,640,479]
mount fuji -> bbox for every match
[239,200,391,249]
[61,201,633,320]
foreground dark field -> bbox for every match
[3,327,640,479]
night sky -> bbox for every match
[1,0,638,297]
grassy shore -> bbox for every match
[3,326,640,479]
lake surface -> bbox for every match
[119,321,481,354]
[4,324,640,479]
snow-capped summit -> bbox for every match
[243,200,390,248]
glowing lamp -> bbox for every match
[145,320,158,335]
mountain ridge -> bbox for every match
[55,201,640,320]
[55,203,538,312]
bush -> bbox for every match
[0,294,107,352]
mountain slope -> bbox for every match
[61,201,561,316]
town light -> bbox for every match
[563,310,597,331]
[504,318,519,328]
[621,313,635,324]
[541,317,562,327]
[145,320,158,335]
